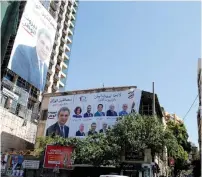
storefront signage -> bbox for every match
[2,88,19,101]
[121,162,142,171]
[23,160,40,169]
[43,145,74,169]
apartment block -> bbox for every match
[0,0,78,152]
[41,0,78,93]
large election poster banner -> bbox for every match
[7,0,57,91]
[45,89,142,138]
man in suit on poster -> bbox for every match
[76,124,85,136]
[94,104,105,117]
[11,28,52,91]
[106,104,118,116]
[46,107,70,138]
[119,104,129,116]
[83,105,93,118]
[88,122,98,136]
[99,122,108,133]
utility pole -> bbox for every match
[152,82,156,116]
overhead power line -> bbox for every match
[183,94,199,121]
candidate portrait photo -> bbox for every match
[10,28,53,91]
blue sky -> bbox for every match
[66,2,201,145]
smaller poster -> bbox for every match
[1,153,8,174]
[6,155,24,177]
[44,145,74,169]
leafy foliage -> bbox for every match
[75,133,121,166]
[110,114,178,158]
[35,136,80,157]
[166,120,191,177]
[35,114,179,167]
[166,121,191,153]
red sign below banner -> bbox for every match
[43,145,74,169]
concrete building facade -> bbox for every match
[0,0,78,152]
[40,0,78,93]
[164,112,183,124]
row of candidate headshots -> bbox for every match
[46,107,114,138]
[74,122,111,136]
[71,103,131,118]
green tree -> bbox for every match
[109,114,178,160]
[166,121,191,177]
[36,114,178,168]
[75,133,121,166]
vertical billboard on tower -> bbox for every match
[7,0,57,91]
[44,88,142,138]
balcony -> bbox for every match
[60,4,64,11]
[57,17,62,26]
[49,8,57,19]
[54,74,59,81]
[64,53,69,60]
[68,5,71,12]
[68,34,73,42]
[58,55,63,62]
[59,80,65,87]
[48,68,53,75]
[52,84,59,92]
[66,36,72,44]
[60,77,66,84]
[63,28,68,35]
[46,80,51,87]
[50,1,60,11]
[50,58,55,65]
[69,20,74,28]
[72,6,76,14]
[56,64,61,71]
[68,28,73,36]
[54,39,59,46]
[74,1,78,7]
[59,46,65,52]
[71,13,76,21]
[67,43,72,49]
[66,9,71,18]
[60,71,66,78]
[59,13,63,20]
[65,45,70,52]
[64,20,69,27]
[61,36,66,44]
[52,47,56,55]
[63,59,69,66]
[57,22,61,29]
[62,62,68,69]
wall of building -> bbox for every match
[0,0,78,153]
[164,112,183,124]
[44,0,78,93]
[0,106,37,152]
